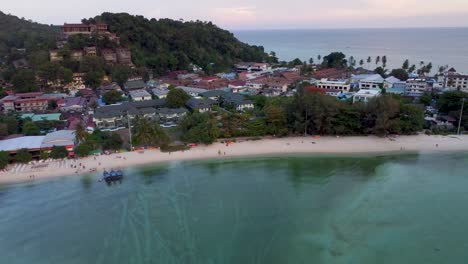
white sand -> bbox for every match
[1,134,467,184]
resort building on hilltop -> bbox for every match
[405,79,429,97]
[61,23,109,38]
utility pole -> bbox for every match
[457,98,465,135]
[126,111,133,151]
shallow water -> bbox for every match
[1,154,468,263]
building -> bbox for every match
[186,98,216,113]
[70,50,84,61]
[124,80,146,91]
[316,79,351,93]
[0,93,49,113]
[0,136,44,157]
[176,86,208,97]
[93,100,166,130]
[235,62,270,72]
[445,70,468,92]
[49,50,63,62]
[61,23,108,38]
[116,48,132,65]
[352,74,385,89]
[157,108,188,124]
[405,79,429,97]
[353,89,381,104]
[84,46,97,56]
[129,89,152,101]
[151,88,169,99]
[101,49,118,64]
[98,83,122,95]
[21,113,62,122]
[220,93,254,111]
[58,97,87,112]
[40,130,76,151]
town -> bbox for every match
[0,20,467,171]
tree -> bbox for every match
[101,133,123,150]
[375,56,381,65]
[367,96,401,136]
[382,56,387,68]
[75,122,87,143]
[0,151,10,170]
[22,120,39,135]
[264,105,288,136]
[408,64,416,73]
[132,117,170,147]
[166,88,190,108]
[15,148,32,164]
[50,146,68,159]
[12,69,36,92]
[390,68,409,81]
[402,59,409,70]
[102,90,124,105]
[374,67,387,77]
[75,143,92,157]
[111,65,132,87]
[309,58,314,64]
[367,56,372,65]
[322,52,347,69]
[180,113,220,144]
[399,104,424,134]
[359,59,364,67]
[317,55,321,62]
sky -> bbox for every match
[3,0,468,30]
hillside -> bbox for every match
[0,11,57,57]
[84,13,276,73]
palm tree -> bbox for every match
[317,55,321,62]
[375,56,381,65]
[382,56,387,68]
[367,56,372,68]
[132,117,169,147]
[309,58,314,64]
[75,122,87,143]
[359,59,364,67]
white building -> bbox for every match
[176,86,208,97]
[316,79,351,92]
[353,89,381,104]
[352,74,384,89]
[405,79,428,97]
[445,71,468,92]
[129,89,152,101]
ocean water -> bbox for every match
[234,28,468,73]
[1,154,468,263]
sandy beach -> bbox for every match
[1,134,467,185]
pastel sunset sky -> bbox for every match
[3,0,468,29]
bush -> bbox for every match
[75,143,92,157]
[50,146,68,159]
[160,145,190,153]
[0,151,10,169]
[15,148,32,164]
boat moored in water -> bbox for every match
[103,169,123,184]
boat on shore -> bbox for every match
[103,170,123,184]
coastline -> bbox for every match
[1,134,467,185]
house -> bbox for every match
[40,130,76,152]
[61,23,109,39]
[353,89,381,104]
[49,50,63,62]
[186,98,216,113]
[176,86,208,97]
[235,62,270,72]
[151,88,169,99]
[93,99,166,130]
[98,83,122,95]
[220,93,254,111]
[0,136,44,157]
[116,48,132,65]
[84,46,97,56]
[200,90,227,101]
[444,69,468,92]
[311,68,348,79]
[157,108,188,123]
[384,76,401,88]
[70,50,84,61]
[101,49,118,64]
[124,79,146,91]
[58,97,87,112]
[129,89,152,101]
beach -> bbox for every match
[1,134,467,185]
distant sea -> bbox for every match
[234,28,468,73]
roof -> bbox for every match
[94,99,166,119]
[201,90,227,98]
[176,86,208,95]
[41,130,76,148]
[21,113,62,122]
[157,107,188,115]
[151,88,169,97]
[0,136,45,152]
[221,93,253,106]
[355,89,381,96]
[186,98,216,110]
[124,80,146,90]
[129,89,151,98]
[385,76,401,84]
[60,97,87,108]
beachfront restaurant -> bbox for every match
[0,136,45,159]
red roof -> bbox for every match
[304,86,326,94]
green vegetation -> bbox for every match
[102,90,125,105]
[22,120,40,135]
[50,146,68,159]
[165,88,190,108]
[132,117,170,147]
[15,148,32,163]
[0,151,10,169]
[180,113,220,144]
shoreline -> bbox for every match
[1,135,467,185]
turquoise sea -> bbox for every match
[1,154,468,263]
[235,28,468,72]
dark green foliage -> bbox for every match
[132,117,170,147]
[0,114,19,135]
[15,148,32,163]
[102,90,124,105]
[374,67,387,77]
[390,68,409,81]
[180,113,220,144]
[111,65,132,87]
[84,13,274,73]
[50,146,68,159]
[22,120,40,135]
[166,89,190,108]
[101,133,123,150]
[437,91,468,114]
[12,69,37,92]
[322,52,347,69]
[0,151,10,169]
[75,143,92,157]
